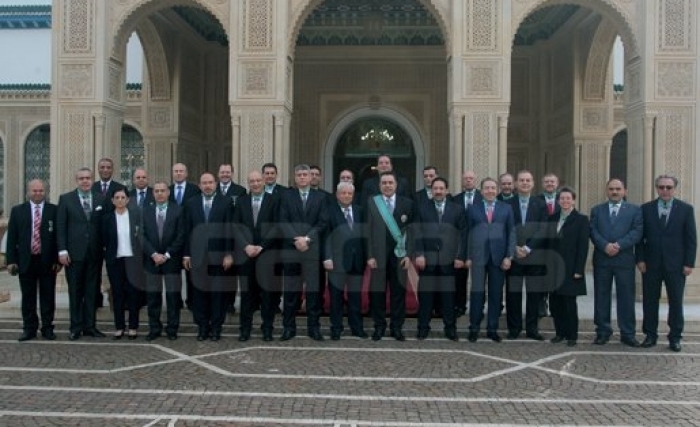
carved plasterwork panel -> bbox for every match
[149,106,173,131]
[135,19,171,101]
[239,61,275,98]
[471,112,492,174]
[242,0,273,52]
[657,0,694,52]
[109,64,123,103]
[63,110,90,175]
[464,61,501,98]
[655,61,695,99]
[59,64,94,98]
[580,107,609,133]
[63,0,93,54]
[465,0,499,53]
[656,108,693,199]
[583,19,616,101]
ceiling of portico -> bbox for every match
[514,5,580,46]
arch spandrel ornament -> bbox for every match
[512,0,639,59]
[287,0,452,57]
[110,0,230,60]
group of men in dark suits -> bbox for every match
[6,151,695,351]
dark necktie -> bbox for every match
[436,203,444,223]
[301,192,308,209]
[138,191,145,208]
[101,182,108,195]
[660,204,669,228]
[204,197,212,222]
[176,186,183,205]
[252,197,261,226]
[344,207,353,229]
[157,209,165,239]
[82,196,91,219]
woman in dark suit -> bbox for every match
[102,189,143,339]
[547,187,589,346]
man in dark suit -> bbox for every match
[465,177,515,342]
[278,164,328,341]
[232,170,281,342]
[366,171,413,341]
[636,174,697,352]
[141,182,185,341]
[262,162,287,195]
[537,173,560,217]
[182,172,234,341]
[91,158,126,308]
[169,162,201,310]
[310,165,332,313]
[452,170,483,317]
[128,168,154,211]
[57,167,107,340]
[6,179,60,341]
[360,154,411,205]
[505,170,548,340]
[497,173,515,202]
[413,166,437,206]
[323,181,367,340]
[414,177,466,341]
[590,178,643,347]
[217,163,247,315]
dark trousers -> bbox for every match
[417,267,456,333]
[65,257,101,334]
[593,265,636,339]
[146,271,182,335]
[469,261,504,333]
[505,274,544,334]
[191,265,229,333]
[283,258,321,332]
[239,256,279,333]
[454,267,469,312]
[106,257,141,330]
[369,254,407,332]
[18,256,56,333]
[328,269,364,334]
[550,293,579,340]
[642,269,686,342]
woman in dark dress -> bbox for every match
[548,187,590,346]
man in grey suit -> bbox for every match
[589,178,643,347]
[57,167,108,340]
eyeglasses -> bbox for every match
[657,185,674,190]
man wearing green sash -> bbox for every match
[366,172,414,341]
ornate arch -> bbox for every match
[134,18,172,101]
[21,122,52,190]
[513,0,639,59]
[111,0,229,60]
[287,0,452,57]
[583,18,618,101]
[322,105,427,189]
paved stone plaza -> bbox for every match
[0,308,698,427]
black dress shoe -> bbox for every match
[390,329,405,341]
[262,331,273,342]
[167,333,178,341]
[445,330,458,342]
[18,331,37,342]
[621,337,640,348]
[146,332,161,341]
[550,336,565,343]
[197,329,209,341]
[641,336,657,348]
[371,329,384,341]
[566,340,577,347]
[238,331,251,342]
[593,335,609,345]
[309,330,324,341]
[330,332,340,341]
[69,332,81,341]
[486,332,502,343]
[41,329,56,341]
[416,330,429,340]
[83,329,106,338]
[526,332,545,341]
[669,341,681,352]
[467,331,478,342]
[351,330,369,339]
[506,331,520,340]
[210,330,222,341]
[280,329,296,341]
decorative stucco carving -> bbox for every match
[465,0,499,53]
[242,0,273,52]
[135,19,171,101]
[657,108,692,199]
[464,61,501,97]
[60,64,94,98]
[246,111,267,171]
[149,106,173,130]
[109,64,123,103]
[240,62,274,97]
[63,0,93,54]
[656,61,695,98]
[583,19,617,101]
[472,112,491,173]
[658,0,693,52]
[65,111,89,174]
[581,107,609,133]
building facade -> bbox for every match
[0,0,697,218]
